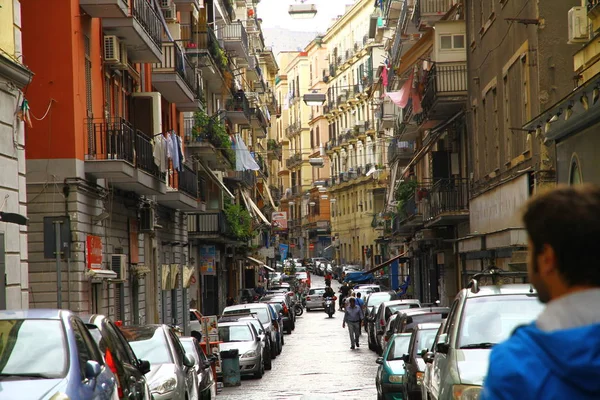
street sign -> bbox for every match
[308,243,315,250]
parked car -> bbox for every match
[218,321,264,379]
[375,332,412,400]
[180,337,217,399]
[422,321,446,400]
[373,300,422,354]
[85,314,151,400]
[239,288,259,304]
[0,309,119,400]
[354,284,381,292]
[189,309,203,339]
[425,274,544,400]
[402,322,442,400]
[391,307,450,335]
[120,325,197,400]
[223,303,280,359]
[218,312,273,370]
[261,296,295,334]
[305,287,327,311]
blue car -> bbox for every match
[375,332,412,400]
[0,309,118,400]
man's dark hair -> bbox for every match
[356,292,361,298]
[523,184,600,287]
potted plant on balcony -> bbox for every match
[395,180,417,218]
[224,199,253,241]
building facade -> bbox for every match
[0,0,33,310]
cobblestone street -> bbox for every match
[219,276,379,399]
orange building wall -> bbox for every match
[22,0,104,161]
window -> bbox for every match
[439,34,466,50]
[570,155,583,185]
[72,318,104,379]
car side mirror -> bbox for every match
[183,354,196,368]
[376,357,383,365]
[424,351,435,364]
[420,349,428,358]
[138,359,151,375]
[435,333,449,354]
[401,354,409,363]
[84,360,102,380]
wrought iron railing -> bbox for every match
[423,178,469,221]
[178,164,199,198]
[132,0,162,48]
[226,91,251,120]
[188,212,232,236]
[221,21,249,55]
[420,62,467,121]
[153,42,196,92]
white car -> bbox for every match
[305,287,327,310]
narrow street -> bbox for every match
[220,275,379,399]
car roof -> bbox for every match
[382,299,420,308]
[219,321,254,328]
[464,283,537,298]
[0,309,66,320]
[225,303,270,310]
[396,308,449,317]
[415,322,443,330]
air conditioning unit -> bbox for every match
[163,2,177,22]
[110,254,128,281]
[568,7,589,44]
[139,207,155,231]
[114,41,129,70]
[103,36,121,64]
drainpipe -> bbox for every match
[62,182,72,310]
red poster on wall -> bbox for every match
[86,235,103,270]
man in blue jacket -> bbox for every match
[481,184,600,400]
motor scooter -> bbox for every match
[323,296,337,318]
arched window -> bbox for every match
[569,154,583,185]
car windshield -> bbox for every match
[309,289,325,296]
[387,335,412,361]
[219,325,253,342]
[457,294,544,349]
[225,308,270,325]
[0,320,68,378]
[412,328,439,357]
[121,327,173,365]
[367,293,392,307]
[387,304,420,318]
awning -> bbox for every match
[243,190,271,226]
[385,160,400,211]
[264,184,277,209]
[198,160,235,199]
[399,111,464,178]
[247,256,275,271]
[364,253,409,274]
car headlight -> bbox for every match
[241,350,258,358]
[49,393,70,400]
[453,385,482,400]
[150,376,177,395]
[388,374,404,383]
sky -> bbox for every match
[256,0,355,34]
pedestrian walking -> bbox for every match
[481,184,600,400]
[342,297,364,350]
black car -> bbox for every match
[84,314,151,400]
[180,337,217,400]
[365,291,399,347]
[262,299,294,334]
[402,322,441,400]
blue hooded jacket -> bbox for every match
[481,322,600,400]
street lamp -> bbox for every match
[303,92,326,106]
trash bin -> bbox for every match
[220,349,240,387]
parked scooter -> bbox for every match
[293,300,304,317]
[323,296,337,318]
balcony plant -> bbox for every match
[193,110,236,165]
[224,198,253,241]
[395,180,417,217]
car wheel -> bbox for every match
[264,350,273,370]
[270,340,277,359]
[254,357,264,379]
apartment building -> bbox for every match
[323,0,388,268]
[22,0,275,323]
[524,3,600,186]
[0,0,33,309]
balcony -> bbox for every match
[183,116,233,169]
[188,211,235,242]
[419,62,467,125]
[172,0,201,12]
[415,0,455,27]
[589,0,600,17]
[220,22,250,65]
[157,164,199,211]
[224,91,251,124]
[267,139,282,160]
[152,43,198,109]
[224,170,256,188]
[423,178,469,227]
[285,153,302,169]
[79,0,128,18]
[102,0,162,63]
[388,139,415,162]
[85,118,166,195]
[250,107,269,134]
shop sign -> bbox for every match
[199,246,216,276]
[272,212,288,232]
[469,174,529,234]
[86,235,103,270]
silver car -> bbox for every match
[305,287,327,310]
[121,325,198,400]
[218,321,264,379]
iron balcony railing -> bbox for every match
[132,0,162,48]
[178,164,199,198]
[388,139,415,161]
[226,91,251,120]
[416,0,455,23]
[86,118,163,178]
[423,178,469,222]
[390,0,409,70]
[188,211,232,236]
[153,42,196,92]
[420,62,467,121]
[221,21,249,54]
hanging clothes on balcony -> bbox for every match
[153,135,168,173]
[386,71,413,108]
[233,134,260,171]
[176,135,185,170]
[170,132,180,172]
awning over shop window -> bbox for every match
[198,160,235,199]
[364,253,409,274]
[247,256,275,271]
